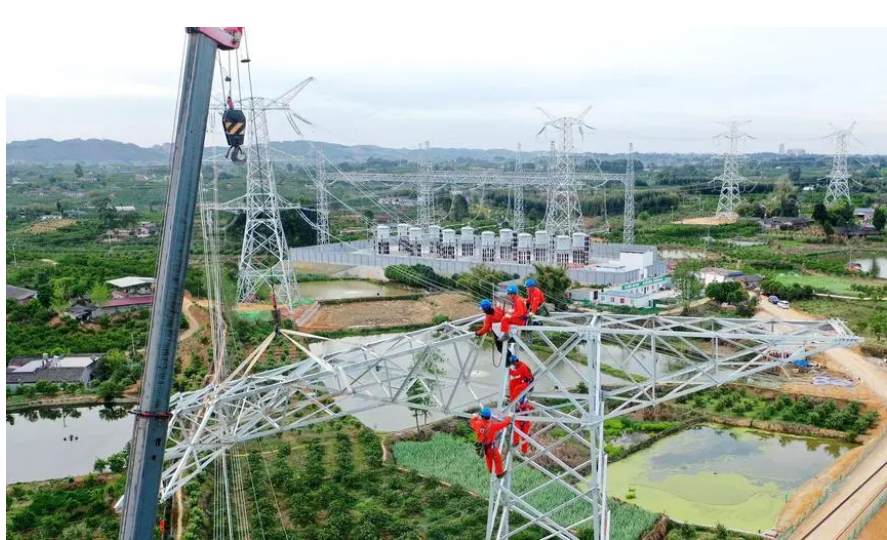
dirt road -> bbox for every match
[756,300,887,539]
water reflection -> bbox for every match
[6,405,133,484]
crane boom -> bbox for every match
[118,27,241,540]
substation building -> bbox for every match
[290,224,669,286]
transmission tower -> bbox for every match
[314,143,330,245]
[824,122,857,206]
[512,143,525,232]
[714,120,753,220]
[538,105,594,236]
[214,77,315,310]
[416,141,435,228]
[623,143,635,245]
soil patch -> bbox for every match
[304,293,476,331]
[672,216,737,226]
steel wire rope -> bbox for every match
[243,447,268,540]
[259,451,291,539]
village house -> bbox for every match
[6,353,104,390]
[6,285,38,304]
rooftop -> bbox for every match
[602,290,646,298]
[6,368,91,385]
[6,284,38,300]
[107,276,155,289]
[57,356,99,368]
[102,295,154,308]
[699,267,744,277]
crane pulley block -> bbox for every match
[223,107,247,165]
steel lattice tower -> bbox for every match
[714,120,752,220]
[214,78,315,310]
[512,143,525,233]
[314,143,330,245]
[623,143,635,245]
[416,141,435,229]
[538,106,594,236]
[824,122,856,206]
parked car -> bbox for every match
[777,300,790,309]
[768,295,780,304]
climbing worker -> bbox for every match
[470,407,513,479]
[476,298,507,352]
[512,400,535,454]
[524,278,546,316]
[506,353,535,404]
[499,285,529,338]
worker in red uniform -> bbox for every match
[524,278,546,316]
[476,298,506,352]
[470,407,512,478]
[512,400,535,454]
[506,353,535,405]
[499,284,529,336]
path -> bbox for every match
[755,300,887,539]
[135,297,201,356]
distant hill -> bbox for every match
[6,138,169,164]
[6,138,537,165]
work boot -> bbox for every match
[496,471,507,479]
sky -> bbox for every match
[6,17,887,155]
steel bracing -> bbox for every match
[714,121,752,220]
[152,312,858,539]
[824,122,857,206]
[538,106,595,236]
[623,143,635,245]
[314,143,330,245]
[209,78,315,309]
[417,141,435,228]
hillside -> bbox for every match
[6,139,168,164]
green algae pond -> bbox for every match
[605,424,855,533]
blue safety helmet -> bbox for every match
[506,353,518,366]
[480,407,492,419]
[506,285,519,295]
[525,278,537,288]
[479,299,493,311]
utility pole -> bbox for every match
[623,143,635,245]
[513,143,525,233]
[119,27,242,540]
[538,105,594,235]
[315,143,330,245]
[714,120,753,220]
[416,141,434,229]
[824,122,857,206]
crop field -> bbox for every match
[771,272,864,296]
[25,219,78,234]
[393,433,660,540]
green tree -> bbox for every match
[304,439,326,488]
[873,207,886,232]
[673,261,703,312]
[407,380,430,434]
[88,283,111,305]
[454,265,511,300]
[97,380,123,402]
[812,202,830,225]
[870,312,887,341]
[107,451,126,473]
[529,264,571,310]
[74,163,84,178]
[769,176,799,217]
[93,458,107,473]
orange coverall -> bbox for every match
[500,294,528,334]
[475,306,505,337]
[526,286,545,315]
[508,359,535,403]
[512,401,535,453]
[470,414,512,475]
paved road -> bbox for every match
[755,300,887,539]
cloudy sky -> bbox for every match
[6,16,887,154]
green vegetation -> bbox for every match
[676,387,878,439]
[529,263,572,309]
[759,278,815,301]
[393,433,660,540]
[792,297,887,354]
[6,475,128,539]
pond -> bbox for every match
[851,257,887,279]
[298,280,413,301]
[605,424,855,533]
[6,406,132,484]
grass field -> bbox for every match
[792,297,887,355]
[772,272,866,296]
